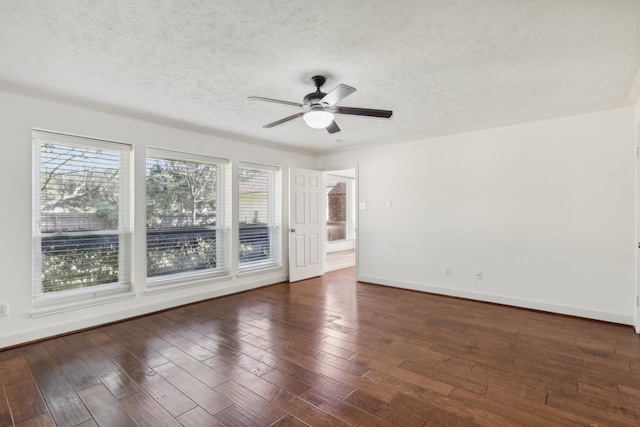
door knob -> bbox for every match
[290,228,296,232]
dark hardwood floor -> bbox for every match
[1,267,640,426]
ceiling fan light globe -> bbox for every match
[303,110,334,129]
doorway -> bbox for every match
[324,168,356,272]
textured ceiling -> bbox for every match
[1,0,639,154]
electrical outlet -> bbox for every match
[0,302,7,317]
[475,270,483,280]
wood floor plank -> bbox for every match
[238,332,275,350]
[269,389,352,427]
[300,387,393,427]
[578,383,640,421]
[20,342,91,426]
[269,414,310,427]
[542,357,640,392]
[0,349,22,363]
[77,384,138,427]
[0,357,48,424]
[321,335,405,367]
[120,390,181,427]
[154,362,233,416]
[302,347,370,377]
[343,389,393,422]
[260,369,311,396]
[484,385,603,427]
[394,389,520,427]
[103,325,169,368]
[618,383,640,400]
[159,347,228,388]
[118,319,174,354]
[86,331,196,417]
[138,317,216,361]
[77,346,140,399]
[0,381,14,427]
[74,419,98,427]
[176,406,225,427]
[274,346,396,402]
[396,357,488,395]
[15,412,56,427]
[199,335,245,360]
[214,380,286,425]
[231,370,283,401]
[221,352,274,378]
[356,355,454,396]
[42,338,101,392]
[450,387,574,426]
[222,342,301,376]
[289,367,354,400]
[213,404,267,427]
[546,389,640,427]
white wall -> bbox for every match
[0,89,315,348]
[635,100,640,332]
[319,107,637,324]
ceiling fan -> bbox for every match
[249,75,393,134]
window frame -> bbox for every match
[145,147,231,288]
[32,130,133,310]
[237,162,282,273]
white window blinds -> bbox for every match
[238,163,281,271]
[146,148,230,281]
[32,130,132,297]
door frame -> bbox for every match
[320,164,359,276]
[636,124,640,333]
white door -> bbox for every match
[289,167,323,282]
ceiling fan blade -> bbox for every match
[263,112,304,128]
[248,96,303,108]
[331,106,393,118]
[326,120,341,134]
[321,84,356,106]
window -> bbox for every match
[146,149,230,283]
[238,163,281,272]
[32,130,132,301]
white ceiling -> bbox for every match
[1,1,639,154]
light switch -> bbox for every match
[359,202,367,210]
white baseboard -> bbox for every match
[357,275,634,326]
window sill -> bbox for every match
[31,287,135,318]
[145,273,232,296]
[237,264,283,278]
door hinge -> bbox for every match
[637,296,640,307]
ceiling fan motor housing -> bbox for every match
[304,75,328,107]
[304,92,327,107]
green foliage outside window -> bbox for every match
[38,142,125,293]
[146,156,220,277]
